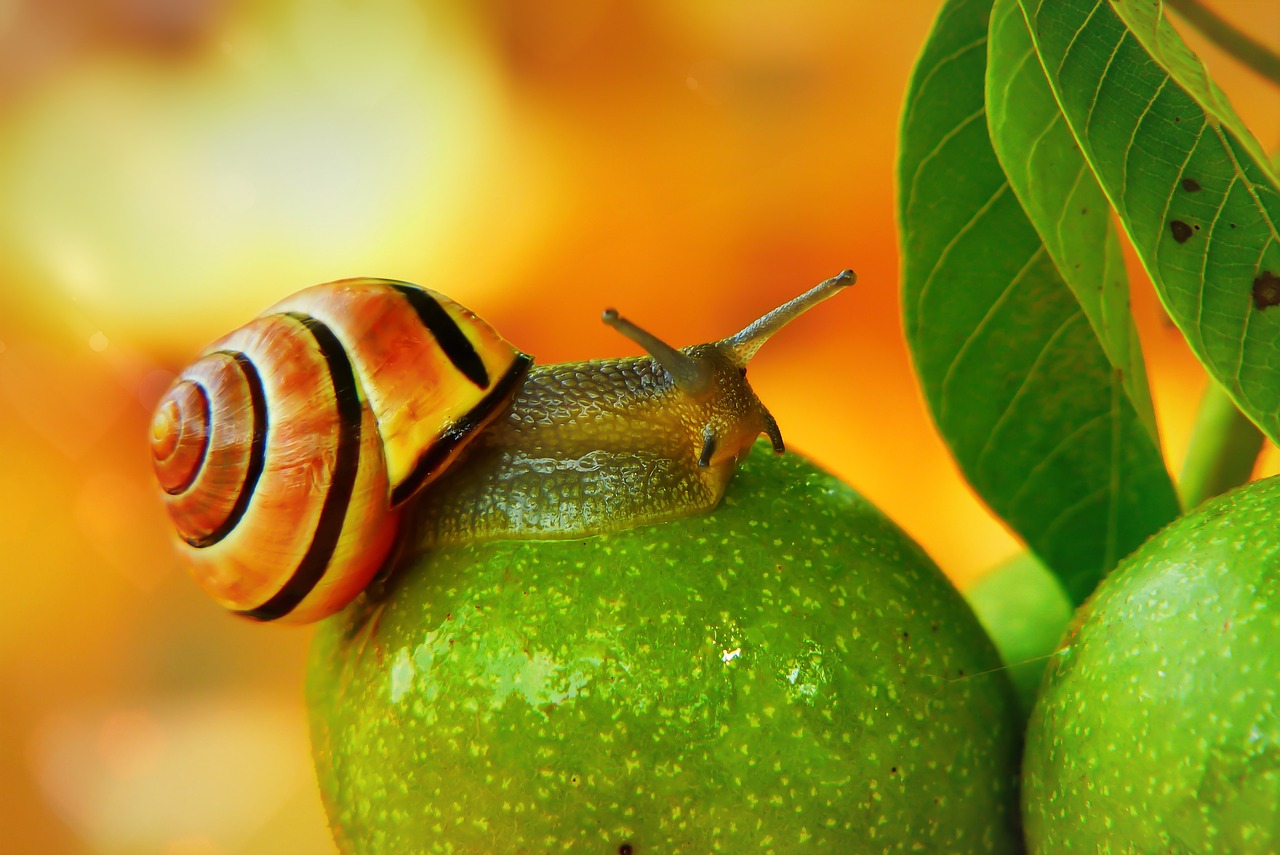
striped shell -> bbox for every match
[149,278,531,623]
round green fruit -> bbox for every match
[308,449,1022,853]
[1023,475,1280,852]
[965,551,1073,722]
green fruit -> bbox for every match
[308,449,1022,853]
[1023,475,1280,852]
[965,551,1073,721]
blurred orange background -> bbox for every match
[0,1,1276,852]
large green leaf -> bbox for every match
[1018,0,1280,443]
[986,0,1158,440]
[899,0,1179,603]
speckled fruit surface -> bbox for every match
[308,449,1022,853]
[1023,475,1280,853]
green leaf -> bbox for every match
[986,0,1158,440]
[1018,0,1280,444]
[899,0,1179,603]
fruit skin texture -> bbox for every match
[308,449,1022,853]
[1023,475,1280,853]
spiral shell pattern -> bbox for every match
[150,279,531,623]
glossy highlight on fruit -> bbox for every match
[308,448,1022,853]
[1024,475,1280,853]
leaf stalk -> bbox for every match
[1178,380,1266,508]
[1165,0,1280,86]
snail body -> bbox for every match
[151,271,853,623]
[415,347,772,545]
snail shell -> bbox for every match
[149,278,530,623]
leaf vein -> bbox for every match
[1006,409,1111,514]
[1053,0,1105,79]
[1054,162,1090,257]
[938,245,1048,423]
[915,172,1010,318]
[1119,76,1170,217]
[1212,124,1280,247]
[993,42,1040,134]
[973,309,1087,477]
[1021,112,1068,203]
[1083,27,1128,142]
[1194,172,1236,377]
[1040,485,1110,552]
[1151,120,1207,282]
[902,106,990,257]
[900,36,989,141]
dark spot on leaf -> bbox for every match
[1170,220,1193,243]
[1174,116,1182,123]
[619,845,634,855]
[1080,208,1088,215]
[1252,271,1280,310]
[890,766,898,774]
[1181,177,1202,192]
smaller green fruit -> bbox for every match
[1023,475,1280,852]
[308,450,1023,853]
[965,551,1072,721]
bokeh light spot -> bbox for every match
[0,0,508,350]
[33,698,311,853]
[163,837,223,855]
[74,465,170,592]
[97,708,168,782]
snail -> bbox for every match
[150,271,854,623]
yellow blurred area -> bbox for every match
[0,1,1275,851]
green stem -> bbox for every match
[1178,381,1266,508]
[1165,0,1280,86]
